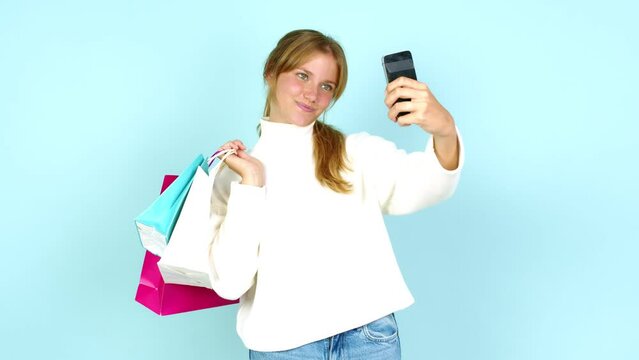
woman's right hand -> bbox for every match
[218,140,265,187]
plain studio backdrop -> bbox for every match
[1,0,637,359]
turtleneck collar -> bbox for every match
[259,117,315,138]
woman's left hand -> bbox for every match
[384,77,456,138]
[385,76,460,170]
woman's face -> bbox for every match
[268,52,338,126]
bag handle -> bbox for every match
[207,148,236,169]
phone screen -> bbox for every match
[383,51,417,83]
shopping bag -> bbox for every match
[134,174,239,316]
[158,149,235,288]
[134,155,206,256]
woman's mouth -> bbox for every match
[296,102,314,113]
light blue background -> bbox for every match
[1,0,637,359]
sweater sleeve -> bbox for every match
[208,166,265,300]
[347,128,465,215]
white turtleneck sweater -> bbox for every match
[208,118,464,352]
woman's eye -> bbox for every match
[297,72,308,80]
[321,83,334,92]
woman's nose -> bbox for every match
[303,84,317,102]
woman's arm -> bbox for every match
[346,78,464,215]
[347,131,464,215]
[209,179,264,300]
[433,130,460,171]
[208,140,266,300]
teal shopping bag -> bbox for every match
[135,155,206,256]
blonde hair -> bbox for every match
[262,29,352,193]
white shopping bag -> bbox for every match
[158,149,235,288]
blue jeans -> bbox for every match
[248,313,401,360]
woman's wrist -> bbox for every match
[432,127,460,171]
[420,111,456,137]
[240,173,265,187]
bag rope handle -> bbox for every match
[207,148,236,168]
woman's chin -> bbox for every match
[290,115,317,127]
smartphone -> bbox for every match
[382,51,417,118]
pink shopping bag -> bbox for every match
[135,175,239,315]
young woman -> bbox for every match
[209,29,463,359]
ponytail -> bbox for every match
[312,121,352,194]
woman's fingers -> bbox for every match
[396,111,420,127]
[385,76,428,96]
[215,139,265,186]
[384,87,426,108]
[221,152,246,173]
[216,140,246,160]
[219,139,246,151]
[388,101,424,123]
[235,149,252,159]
